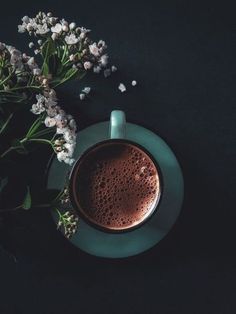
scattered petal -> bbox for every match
[131,80,137,86]
[79,93,85,100]
[118,83,126,93]
[111,65,117,72]
[82,87,91,94]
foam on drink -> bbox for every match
[72,142,160,230]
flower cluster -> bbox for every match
[31,88,77,165]
[18,12,109,74]
[0,43,41,90]
[56,187,79,238]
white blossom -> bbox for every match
[99,54,108,67]
[69,22,76,30]
[131,80,137,86]
[29,42,34,48]
[111,65,117,72]
[36,23,50,35]
[83,61,92,70]
[65,34,79,45]
[89,43,100,56]
[45,116,56,127]
[51,23,62,34]
[93,65,101,74]
[51,33,58,41]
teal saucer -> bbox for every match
[47,122,184,258]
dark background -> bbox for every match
[0,1,236,313]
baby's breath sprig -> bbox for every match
[54,187,79,238]
[56,209,79,239]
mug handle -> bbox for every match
[109,110,126,139]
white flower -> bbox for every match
[89,43,100,56]
[68,119,77,130]
[55,114,68,128]
[36,23,50,35]
[57,150,68,162]
[18,25,26,33]
[64,157,75,165]
[104,69,111,78]
[51,33,58,41]
[51,23,62,34]
[22,16,30,23]
[69,22,76,30]
[65,34,79,45]
[64,142,75,156]
[98,40,106,48]
[29,42,34,48]
[31,102,45,114]
[82,87,91,94]
[118,83,126,93]
[64,130,76,144]
[62,24,69,32]
[45,116,56,127]
[38,40,43,45]
[131,80,137,86]
[93,65,101,74]
[79,93,85,100]
[33,68,41,75]
[111,65,117,72]
[83,61,92,70]
[34,49,40,55]
[99,54,108,67]
[69,54,75,61]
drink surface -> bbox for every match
[72,141,160,230]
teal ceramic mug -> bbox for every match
[69,111,163,233]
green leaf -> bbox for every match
[0,177,8,193]
[41,39,56,76]
[0,113,13,135]
[22,186,31,210]
[11,139,28,155]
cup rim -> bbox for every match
[69,138,164,234]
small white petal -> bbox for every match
[82,87,91,94]
[69,22,76,30]
[118,83,126,93]
[83,61,92,70]
[111,65,117,72]
[79,93,85,100]
[131,80,137,86]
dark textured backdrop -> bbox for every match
[0,1,236,313]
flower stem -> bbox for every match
[0,147,14,158]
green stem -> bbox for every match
[21,138,52,146]
[0,70,14,87]
[0,205,22,212]
[31,128,55,138]
[26,116,44,138]
[0,146,14,158]
[0,85,41,93]
[52,69,78,88]
[0,113,13,135]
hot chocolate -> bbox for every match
[71,141,161,231]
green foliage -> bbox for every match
[22,186,31,210]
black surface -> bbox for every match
[1,1,236,313]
